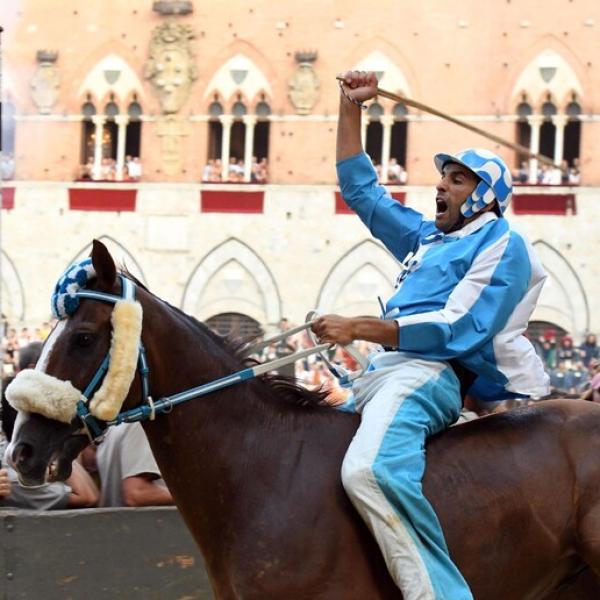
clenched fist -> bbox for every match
[338,70,379,104]
[311,314,356,347]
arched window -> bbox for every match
[390,103,408,176]
[366,102,384,166]
[539,101,556,160]
[126,100,142,158]
[207,101,224,160]
[232,101,247,118]
[254,100,271,165]
[229,100,248,164]
[515,102,532,168]
[564,100,581,167]
[103,100,119,160]
[80,99,97,166]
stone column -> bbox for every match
[219,115,234,181]
[551,114,568,167]
[91,115,106,180]
[361,115,368,149]
[242,115,257,182]
[115,115,129,181]
[380,115,394,183]
[527,115,543,183]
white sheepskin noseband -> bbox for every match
[6,369,84,424]
[6,299,143,423]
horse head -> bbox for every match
[6,240,144,486]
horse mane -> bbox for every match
[120,268,330,410]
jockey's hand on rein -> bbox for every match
[312,315,355,347]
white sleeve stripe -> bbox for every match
[395,230,512,328]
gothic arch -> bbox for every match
[531,240,589,336]
[352,50,412,99]
[203,52,273,106]
[67,237,146,284]
[505,37,591,111]
[345,37,420,99]
[181,238,281,325]
[317,240,399,316]
[75,52,147,107]
[1,250,26,323]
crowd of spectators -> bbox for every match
[76,155,142,182]
[368,157,407,184]
[201,156,269,183]
[250,319,600,414]
[512,159,581,186]
[534,330,598,395]
[1,153,15,180]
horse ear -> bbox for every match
[91,239,117,288]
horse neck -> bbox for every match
[138,289,323,464]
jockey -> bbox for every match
[312,71,550,600]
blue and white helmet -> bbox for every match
[434,148,513,218]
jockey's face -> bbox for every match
[435,163,479,233]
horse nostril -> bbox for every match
[12,442,34,468]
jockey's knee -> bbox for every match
[341,452,372,502]
[342,451,419,504]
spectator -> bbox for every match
[202,159,215,182]
[228,157,244,182]
[255,158,268,183]
[95,422,173,507]
[580,334,598,368]
[568,159,581,185]
[0,459,99,510]
[514,161,528,184]
[127,156,142,181]
[560,160,570,185]
[17,327,31,349]
[1,152,15,180]
[556,335,579,369]
[387,158,407,184]
[0,341,99,509]
[2,327,19,377]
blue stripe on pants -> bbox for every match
[341,356,473,600]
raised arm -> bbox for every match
[336,71,434,260]
[336,71,378,162]
[66,460,99,508]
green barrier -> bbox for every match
[0,507,213,599]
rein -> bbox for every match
[75,279,366,442]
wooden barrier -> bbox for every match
[0,507,213,599]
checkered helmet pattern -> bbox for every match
[51,258,97,320]
[434,148,513,218]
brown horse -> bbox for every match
[7,240,600,599]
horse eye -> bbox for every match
[73,332,95,348]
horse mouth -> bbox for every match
[16,452,73,487]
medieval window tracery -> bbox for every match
[511,51,582,184]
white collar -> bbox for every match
[445,212,498,239]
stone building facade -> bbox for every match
[1,0,598,339]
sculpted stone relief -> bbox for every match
[156,115,191,175]
[288,52,319,115]
[31,51,60,114]
[144,21,198,114]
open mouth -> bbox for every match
[436,197,449,217]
